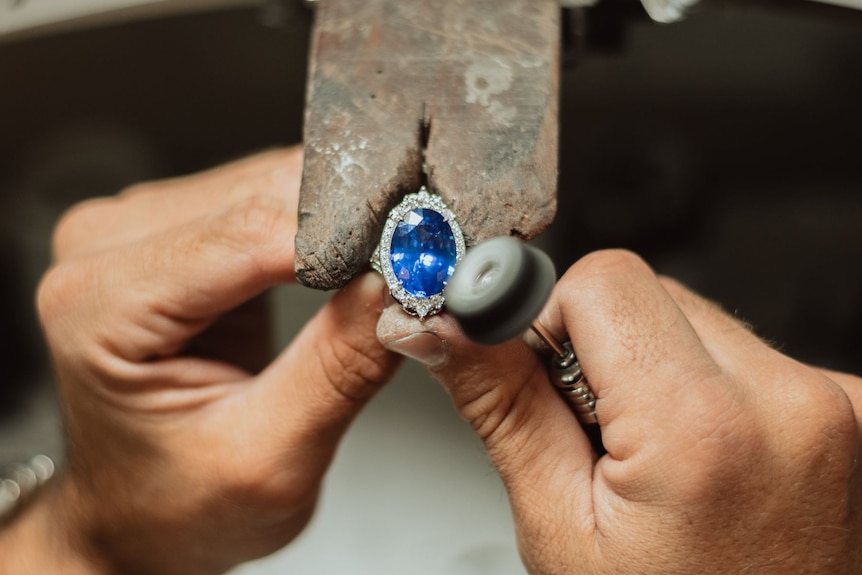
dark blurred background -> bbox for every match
[1,0,861,423]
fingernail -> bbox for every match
[384,332,449,367]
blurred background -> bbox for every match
[1,0,861,573]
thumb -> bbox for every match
[376,306,594,505]
[252,273,402,452]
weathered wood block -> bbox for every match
[296,0,560,289]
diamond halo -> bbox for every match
[372,187,466,319]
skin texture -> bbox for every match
[378,249,862,575]
[0,147,402,575]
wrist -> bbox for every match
[0,471,110,575]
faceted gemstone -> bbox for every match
[390,208,457,298]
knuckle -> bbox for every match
[668,368,858,505]
[219,195,291,248]
[780,368,857,451]
[566,249,653,286]
[52,182,163,262]
[51,197,114,261]
[559,249,655,314]
[317,335,389,402]
[116,181,156,200]
[659,275,759,340]
[459,362,538,445]
[657,275,699,305]
[561,251,685,375]
[459,384,510,442]
[659,276,723,325]
[211,195,293,280]
[36,263,79,322]
[36,261,114,372]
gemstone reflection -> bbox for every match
[390,208,458,298]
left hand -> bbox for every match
[2,147,401,575]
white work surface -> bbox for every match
[229,286,527,575]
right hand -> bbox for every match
[379,249,862,574]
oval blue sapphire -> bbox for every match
[390,208,458,298]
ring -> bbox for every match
[550,343,598,426]
[372,187,466,318]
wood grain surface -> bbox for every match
[296,0,559,289]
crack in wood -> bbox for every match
[295,0,560,290]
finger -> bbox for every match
[818,370,862,469]
[376,304,596,535]
[40,194,297,364]
[657,277,774,370]
[53,147,303,262]
[821,369,862,401]
[247,273,402,474]
[659,277,856,427]
[537,250,729,461]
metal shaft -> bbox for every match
[530,321,568,358]
[530,321,599,428]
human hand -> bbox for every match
[378,249,862,574]
[2,148,400,575]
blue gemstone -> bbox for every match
[390,208,457,298]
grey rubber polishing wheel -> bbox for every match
[445,236,556,345]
